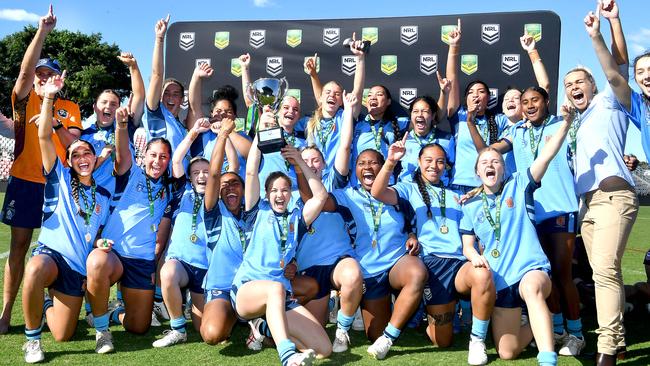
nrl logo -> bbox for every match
[501,54,520,75]
[249,29,266,49]
[231,58,242,77]
[380,55,397,76]
[461,54,478,75]
[181,90,189,110]
[488,88,499,110]
[214,31,229,49]
[179,32,195,51]
[303,56,320,74]
[481,24,500,45]
[399,88,418,110]
[286,89,301,103]
[362,27,379,45]
[400,26,418,46]
[286,29,302,48]
[323,28,340,47]
[341,55,357,76]
[420,54,437,75]
[195,58,211,68]
[440,25,458,45]
[266,56,283,76]
[524,23,542,42]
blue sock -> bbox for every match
[170,316,186,333]
[94,312,110,332]
[154,286,163,302]
[257,319,272,337]
[383,322,401,342]
[566,318,583,339]
[460,300,472,323]
[25,325,43,341]
[84,302,92,314]
[552,313,564,335]
[337,311,355,332]
[116,289,123,302]
[110,306,124,325]
[277,339,296,366]
[470,316,490,341]
[43,297,53,316]
[537,351,557,366]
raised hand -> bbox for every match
[42,70,66,97]
[192,117,211,134]
[115,107,129,124]
[259,111,277,130]
[39,4,57,34]
[467,97,480,118]
[437,71,451,94]
[342,90,357,109]
[195,62,214,79]
[560,103,577,122]
[280,145,302,166]
[238,53,251,70]
[155,14,170,39]
[387,133,408,163]
[117,52,137,68]
[349,32,365,56]
[304,53,318,76]
[519,32,536,52]
[219,117,235,136]
[584,6,601,37]
[448,18,462,46]
[600,0,619,19]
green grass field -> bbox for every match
[0,192,648,365]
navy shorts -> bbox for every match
[204,288,231,303]
[422,254,465,306]
[1,176,45,228]
[171,258,207,294]
[32,245,85,297]
[644,249,650,266]
[115,252,155,290]
[363,265,397,300]
[300,256,350,299]
[495,268,550,308]
[536,212,578,234]
[230,282,299,320]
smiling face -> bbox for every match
[144,140,171,180]
[210,99,235,132]
[521,89,549,125]
[466,82,490,115]
[475,149,505,193]
[301,147,325,177]
[278,96,300,131]
[34,67,60,97]
[162,82,183,117]
[502,89,522,121]
[563,70,596,112]
[634,56,650,99]
[266,175,292,213]
[355,150,383,191]
[94,91,120,127]
[418,145,446,185]
[320,81,343,117]
[220,172,244,214]
[68,141,97,179]
[189,160,209,195]
[410,99,434,136]
[366,86,391,118]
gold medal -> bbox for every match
[491,249,500,258]
[85,232,91,243]
[372,239,377,248]
[190,234,198,243]
[440,225,448,234]
[151,224,157,232]
[280,259,285,268]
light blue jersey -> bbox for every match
[165,181,208,269]
[352,115,408,162]
[192,130,250,182]
[232,200,308,292]
[459,170,550,291]
[203,201,248,291]
[258,132,306,197]
[38,159,111,275]
[399,129,455,183]
[500,121,518,179]
[331,186,410,278]
[504,115,578,222]
[392,181,464,259]
[143,103,187,151]
[296,109,345,170]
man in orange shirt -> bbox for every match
[0,5,81,334]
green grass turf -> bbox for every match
[0,196,648,365]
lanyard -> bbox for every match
[275,212,289,267]
[527,116,551,159]
[361,189,383,247]
[317,118,335,148]
[189,191,203,243]
[284,130,297,170]
[425,182,446,220]
[568,112,581,159]
[369,122,384,151]
[410,129,435,147]
[79,181,97,226]
[145,176,166,218]
[481,186,504,257]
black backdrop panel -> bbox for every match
[165,11,560,125]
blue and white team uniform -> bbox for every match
[190,130,251,182]
[256,131,306,197]
[35,159,111,296]
[330,186,412,299]
[296,109,345,171]
[392,181,465,304]
[450,108,509,190]
[459,170,551,308]
[619,89,650,167]
[500,120,518,179]
[165,177,209,294]
[143,103,187,151]
[399,129,455,183]
[352,115,408,161]
[502,115,579,232]
[296,167,355,299]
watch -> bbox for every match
[53,119,64,130]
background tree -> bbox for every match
[0,26,130,118]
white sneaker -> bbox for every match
[286,349,316,366]
[152,329,187,348]
[328,293,339,324]
[23,339,44,363]
[246,318,265,351]
[367,335,393,360]
[95,330,114,354]
[558,334,585,356]
[467,338,488,365]
[332,328,350,353]
[352,308,364,331]
[150,312,162,327]
[153,301,170,321]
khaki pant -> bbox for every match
[581,188,638,355]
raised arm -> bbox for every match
[14,5,56,100]
[520,33,550,92]
[239,54,253,108]
[349,35,366,119]
[334,91,356,176]
[224,139,240,173]
[445,19,462,117]
[204,118,235,211]
[466,101,511,154]
[38,72,65,173]
[436,71,451,122]
[171,118,210,178]
[281,146,327,226]
[187,62,213,129]
[529,106,572,183]
[602,0,628,66]
[146,14,170,112]
[371,134,407,206]
[304,53,323,106]
[119,52,145,126]
[244,114,269,210]
[114,107,133,176]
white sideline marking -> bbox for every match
[0,242,37,260]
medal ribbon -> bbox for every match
[190,192,204,240]
[410,129,436,147]
[276,213,289,261]
[370,122,384,151]
[425,182,446,220]
[316,118,335,148]
[568,112,581,166]
[145,176,166,217]
[528,116,551,159]
[79,181,97,226]
[481,188,503,251]
[362,189,383,244]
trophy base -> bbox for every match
[257,128,287,154]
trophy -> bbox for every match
[247,77,289,154]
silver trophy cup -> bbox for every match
[247,77,289,153]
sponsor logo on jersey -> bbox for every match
[323,28,340,47]
[399,88,417,109]
[501,54,520,75]
[341,55,356,76]
[286,29,302,48]
[249,29,266,49]
[461,54,478,75]
[381,55,397,76]
[400,25,418,46]
[266,56,283,76]
[179,32,195,51]
[481,24,500,45]
[214,31,229,49]
[420,54,437,75]
[362,27,379,45]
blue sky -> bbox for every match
[2,0,649,159]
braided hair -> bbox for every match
[412,143,447,220]
[464,80,498,144]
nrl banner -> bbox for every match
[165,11,560,123]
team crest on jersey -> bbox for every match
[501,54,520,76]
[266,57,283,76]
[286,89,301,103]
[381,55,397,76]
[249,29,266,49]
[488,88,499,110]
[286,29,302,48]
[95,204,101,214]
[506,197,514,208]
[477,211,484,223]
[289,222,295,233]
[399,88,417,110]
[481,24,500,45]
[195,58,211,68]
[341,55,356,76]
[136,182,144,192]
[461,54,478,75]
[362,27,379,45]
[179,32,195,51]
[210,289,223,297]
[304,56,320,74]
[323,28,340,47]
[214,31,229,49]
[56,109,69,119]
[231,58,242,77]
[400,25,418,46]
[524,23,542,42]
[181,90,189,110]
[440,24,458,45]
[419,54,437,76]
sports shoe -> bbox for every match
[152,329,187,348]
[151,312,162,327]
[352,308,364,331]
[85,312,94,327]
[246,318,265,351]
[286,349,316,366]
[153,301,170,321]
[95,330,114,354]
[467,338,488,365]
[553,331,568,346]
[558,334,585,356]
[332,328,350,353]
[367,335,393,360]
[23,339,44,363]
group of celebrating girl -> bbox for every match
[3,1,648,366]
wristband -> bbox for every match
[53,120,64,130]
